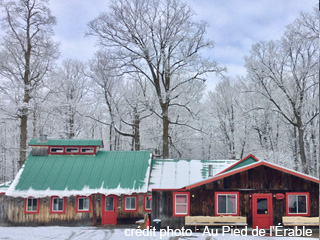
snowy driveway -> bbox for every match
[0,227,317,240]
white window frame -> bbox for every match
[217,194,237,214]
[125,196,137,210]
[287,194,308,214]
[175,194,188,215]
[52,197,64,212]
[78,197,90,211]
[26,198,38,212]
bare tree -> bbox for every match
[47,59,89,139]
[88,51,121,150]
[245,10,319,174]
[87,0,222,158]
[0,0,59,167]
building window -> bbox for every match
[51,197,65,213]
[144,195,152,211]
[76,196,91,212]
[286,193,309,216]
[50,147,64,153]
[81,147,94,153]
[65,147,79,153]
[215,192,239,216]
[24,198,39,214]
[123,195,138,212]
[173,192,190,217]
[105,197,114,211]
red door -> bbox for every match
[102,195,117,225]
[252,194,273,229]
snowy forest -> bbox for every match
[0,0,318,183]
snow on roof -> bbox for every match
[6,151,152,198]
[148,159,237,190]
[0,180,12,192]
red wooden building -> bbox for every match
[151,155,319,229]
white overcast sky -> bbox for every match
[17,0,320,90]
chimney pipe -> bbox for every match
[39,134,47,143]
[208,165,213,177]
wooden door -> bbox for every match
[102,195,117,225]
[252,193,273,229]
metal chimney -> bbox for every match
[39,134,48,143]
[208,165,213,177]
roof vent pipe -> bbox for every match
[208,165,213,177]
[39,134,47,143]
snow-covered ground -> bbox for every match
[0,227,318,240]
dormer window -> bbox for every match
[48,146,96,155]
[50,147,64,153]
[66,147,79,153]
[30,138,103,156]
[81,148,94,153]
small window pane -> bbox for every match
[84,198,89,210]
[79,198,84,210]
[176,205,187,214]
[297,196,306,213]
[51,147,63,153]
[145,196,152,210]
[66,148,78,153]
[130,198,136,209]
[288,195,296,213]
[227,195,236,214]
[218,195,227,213]
[81,148,94,153]
[58,199,63,210]
[176,195,187,204]
[105,197,114,211]
[257,198,268,214]
[32,199,37,211]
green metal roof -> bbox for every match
[7,151,152,197]
[28,139,103,147]
[223,156,258,173]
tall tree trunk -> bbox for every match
[133,109,140,151]
[292,127,299,171]
[19,86,30,168]
[297,117,308,174]
[19,7,32,168]
[19,113,28,168]
[109,124,113,151]
[298,127,308,174]
[162,109,169,158]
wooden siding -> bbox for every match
[151,191,185,229]
[152,165,319,229]
[2,193,149,226]
[190,165,319,226]
[0,195,9,225]
[31,146,48,156]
